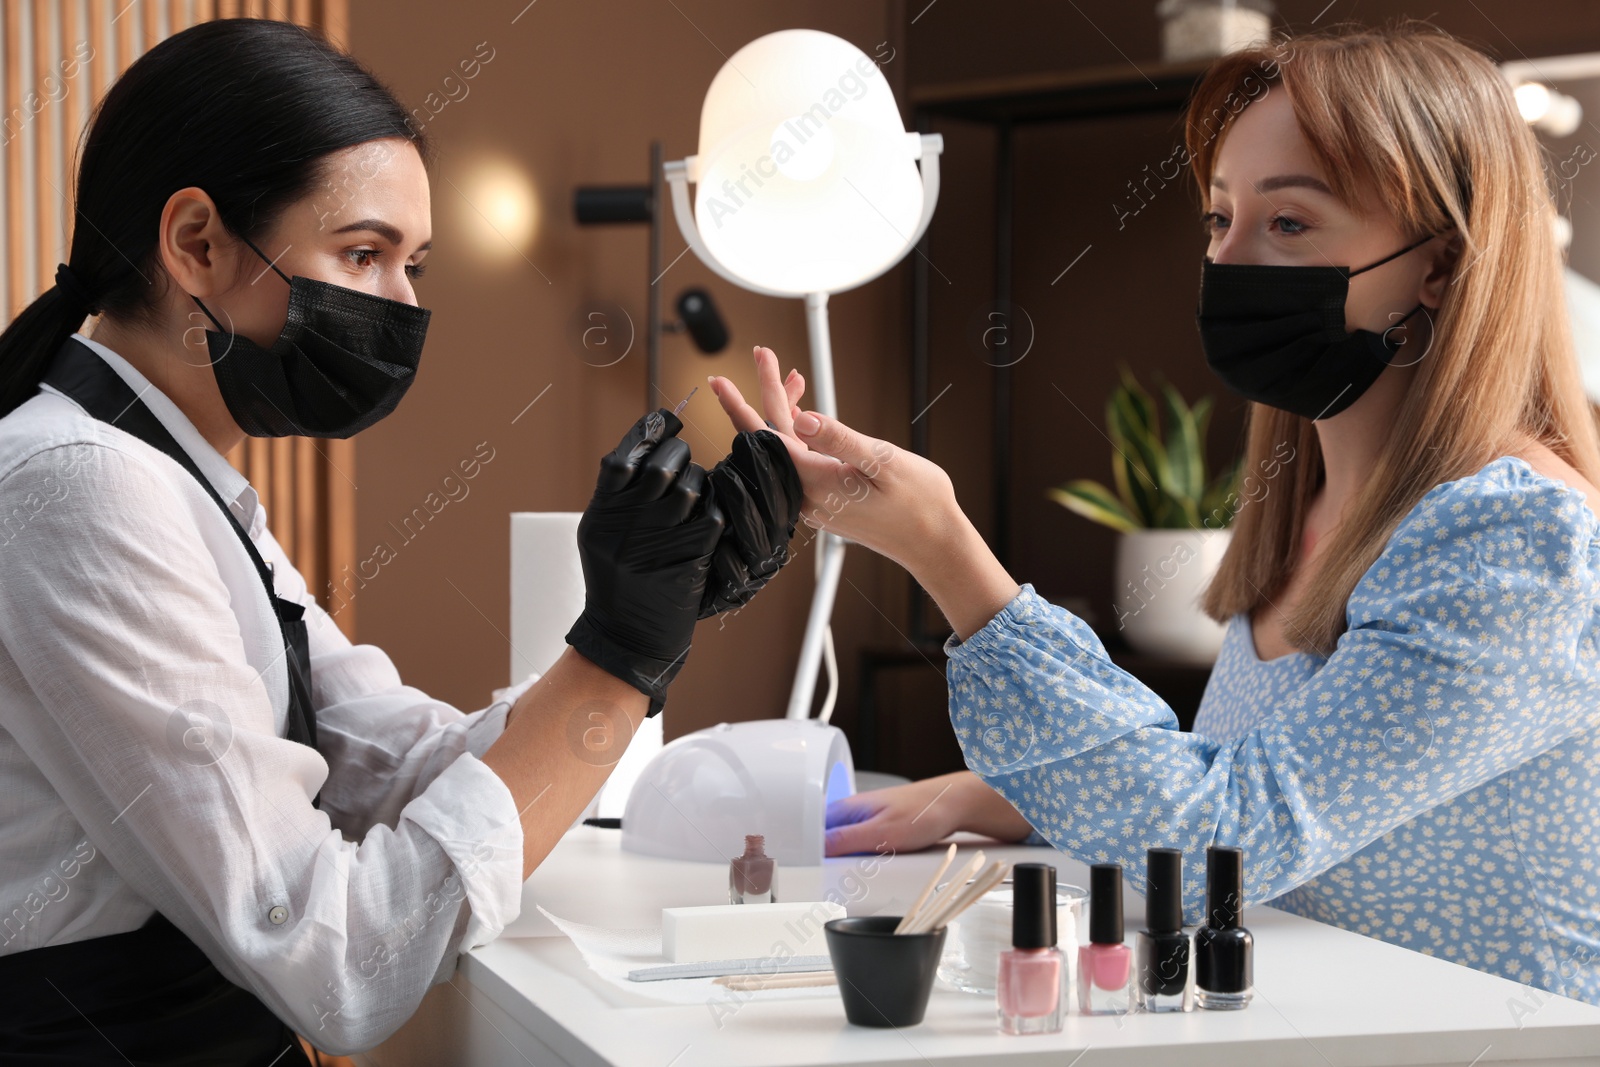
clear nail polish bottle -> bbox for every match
[729,834,775,904]
[1133,848,1194,1012]
[1195,846,1253,1010]
[996,863,1066,1034]
[1077,863,1132,1015]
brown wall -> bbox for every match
[347,0,1600,778]
[904,0,1600,86]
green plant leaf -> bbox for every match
[1109,383,1171,525]
[1159,379,1203,503]
[1169,486,1203,529]
[1048,480,1142,533]
[1190,394,1214,470]
[1081,367,1239,531]
[1105,390,1151,524]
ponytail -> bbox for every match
[0,279,92,418]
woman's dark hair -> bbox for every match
[0,18,426,417]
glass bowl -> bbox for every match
[933,875,1088,996]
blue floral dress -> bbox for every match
[949,456,1600,1004]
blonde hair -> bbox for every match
[1190,19,1600,656]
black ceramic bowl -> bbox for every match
[823,916,948,1027]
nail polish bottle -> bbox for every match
[1133,848,1194,1012]
[996,862,1066,1034]
[1077,863,1132,1016]
[1194,845,1253,1010]
[729,834,775,904]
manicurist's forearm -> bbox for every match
[482,646,648,880]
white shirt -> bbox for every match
[0,334,526,1053]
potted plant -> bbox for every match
[1048,366,1241,664]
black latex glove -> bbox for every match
[700,428,803,618]
[565,409,723,717]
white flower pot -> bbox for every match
[1112,527,1232,665]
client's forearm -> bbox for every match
[951,770,1038,843]
[906,511,1022,644]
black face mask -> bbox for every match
[191,235,431,438]
[1195,233,1435,421]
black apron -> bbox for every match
[0,339,321,1065]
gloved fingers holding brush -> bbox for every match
[565,405,723,717]
[566,374,807,713]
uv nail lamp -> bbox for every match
[621,718,856,865]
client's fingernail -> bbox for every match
[795,412,820,435]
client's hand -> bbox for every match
[825,771,1039,856]
[711,345,1021,642]
[708,346,962,575]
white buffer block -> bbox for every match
[661,901,846,964]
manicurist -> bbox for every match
[0,18,798,1063]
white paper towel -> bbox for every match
[509,512,586,684]
[534,905,841,1006]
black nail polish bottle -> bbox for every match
[1194,845,1253,1010]
[1133,848,1194,1012]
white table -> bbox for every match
[360,827,1600,1066]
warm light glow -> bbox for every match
[1513,81,1583,137]
[453,158,540,260]
[1515,81,1552,122]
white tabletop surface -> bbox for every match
[360,826,1600,1067]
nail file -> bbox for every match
[627,954,833,982]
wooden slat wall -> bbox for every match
[0,0,356,639]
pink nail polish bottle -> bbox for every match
[996,863,1066,1035]
[1077,862,1132,1015]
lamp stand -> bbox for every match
[784,292,845,720]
